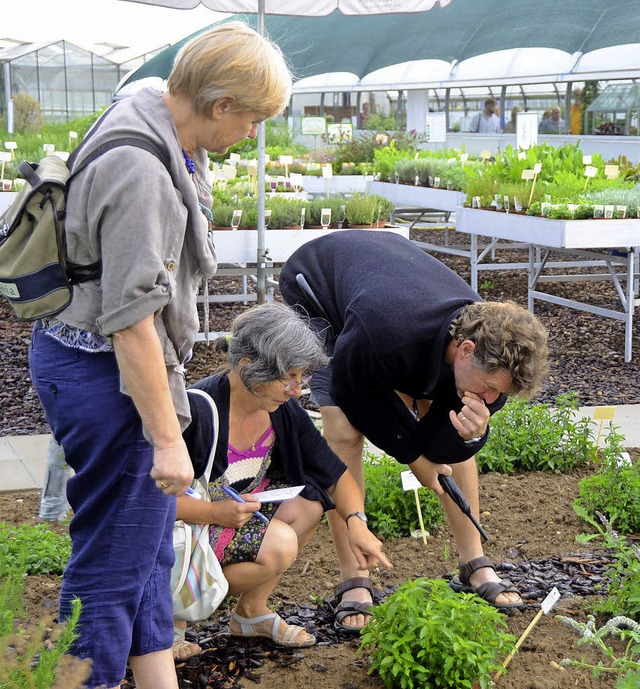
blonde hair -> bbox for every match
[450,301,549,398]
[167,20,292,119]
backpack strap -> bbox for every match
[69,136,171,180]
[64,109,175,284]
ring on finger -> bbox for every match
[159,480,169,489]
[459,414,467,422]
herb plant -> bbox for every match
[574,508,640,622]
[0,532,88,689]
[476,393,597,473]
[359,578,515,689]
[557,614,640,687]
[574,431,640,534]
[363,452,444,539]
[0,523,71,576]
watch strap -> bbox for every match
[345,511,368,527]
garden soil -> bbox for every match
[2,230,639,688]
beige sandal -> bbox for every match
[229,610,316,648]
[173,624,202,661]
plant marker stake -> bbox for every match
[413,488,428,544]
[401,470,428,544]
[593,406,616,450]
[494,587,561,681]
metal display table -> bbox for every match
[456,207,640,361]
[367,181,471,253]
[196,226,410,342]
[211,225,409,264]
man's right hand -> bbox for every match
[407,455,452,495]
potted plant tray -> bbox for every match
[456,206,640,250]
[367,181,466,213]
[211,225,409,264]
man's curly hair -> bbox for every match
[449,301,549,397]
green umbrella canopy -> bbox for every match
[120,0,640,89]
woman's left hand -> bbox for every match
[346,520,393,571]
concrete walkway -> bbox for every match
[2,405,640,493]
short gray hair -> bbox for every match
[219,302,328,393]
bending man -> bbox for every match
[279,230,548,631]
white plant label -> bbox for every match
[68,131,78,140]
[228,152,241,164]
[322,165,333,179]
[518,152,527,160]
[401,470,422,492]
[279,155,293,166]
[584,166,598,178]
[541,587,561,614]
[582,155,592,165]
[521,169,535,180]
[4,142,17,150]
[221,163,237,180]
[0,152,12,162]
[533,162,542,174]
[43,143,55,153]
[605,164,620,179]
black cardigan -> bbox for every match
[184,373,347,511]
[280,231,506,465]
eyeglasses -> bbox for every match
[283,374,312,393]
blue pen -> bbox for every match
[221,485,270,524]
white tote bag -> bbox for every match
[171,388,229,622]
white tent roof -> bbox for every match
[292,45,640,95]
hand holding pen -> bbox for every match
[222,485,270,524]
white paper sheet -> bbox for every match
[252,485,305,502]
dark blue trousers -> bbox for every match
[29,326,175,688]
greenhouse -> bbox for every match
[0,39,152,121]
[585,83,640,136]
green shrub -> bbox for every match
[0,529,88,688]
[0,597,88,689]
[0,524,71,576]
[574,430,640,534]
[269,196,305,228]
[360,578,515,689]
[476,393,597,473]
[363,452,444,538]
[574,507,640,623]
[557,614,640,687]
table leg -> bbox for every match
[470,234,478,292]
[625,248,635,362]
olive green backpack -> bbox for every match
[0,111,170,321]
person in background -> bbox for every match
[503,106,522,134]
[38,437,72,522]
[469,98,502,134]
[570,89,583,135]
[29,22,292,689]
[174,303,391,658]
[539,106,566,134]
[280,231,549,632]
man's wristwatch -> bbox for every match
[345,511,368,528]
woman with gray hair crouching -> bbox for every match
[174,302,392,656]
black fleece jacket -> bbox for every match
[279,231,506,464]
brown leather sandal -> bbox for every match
[449,556,524,609]
[329,576,375,632]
